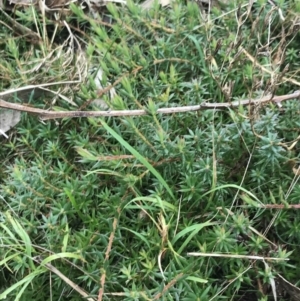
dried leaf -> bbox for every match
[293,166,300,176]
[0,109,21,137]
[141,0,172,10]
[91,68,114,109]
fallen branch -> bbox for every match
[0,91,299,120]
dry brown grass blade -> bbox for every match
[187,252,288,261]
[277,274,300,301]
[35,259,96,301]
[152,273,184,301]
[241,46,300,87]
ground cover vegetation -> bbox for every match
[1,0,300,300]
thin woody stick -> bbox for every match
[35,260,96,301]
[0,91,299,120]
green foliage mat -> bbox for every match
[1,0,300,300]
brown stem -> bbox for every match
[0,90,299,121]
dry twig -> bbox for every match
[1,91,299,120]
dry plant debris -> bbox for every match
[1,1,300,301]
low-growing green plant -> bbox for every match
[1,0,300,300]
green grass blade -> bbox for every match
[98,118,175,200]
[121,227,150,248]
[202,184,262,203]
[65,189,90,223]
[5,211,35,270]
[172,221,217,255]
[40,252,84,265]
[123,196,177,214]
[186,276,208,284]
[0,268,46,300]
